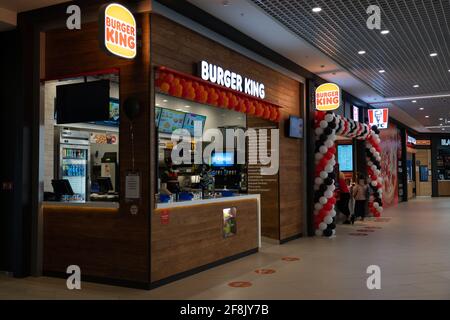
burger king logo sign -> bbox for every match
[99,3,136,59]
[315,83,340,111]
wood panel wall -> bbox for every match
[152,199,258,282]
[43,13,151,284]
[151,15,304,241]
[416,149,432,196]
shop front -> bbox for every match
[20,1,305,288]
[433,137,450,196]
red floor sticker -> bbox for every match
[255,269,276,275]
[228,281,252,288]
[348,232,368,236]
[282,257,300,262]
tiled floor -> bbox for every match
[1,197,450,300]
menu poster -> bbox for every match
[183,113,206,136]
[158,109,185,134]
[90,132,118,144]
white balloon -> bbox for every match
[320,171,328,179]
[370,147,376,154]
[325,140,334,148]
[376,156,381,162]
[371,181,377,187]
[329,159,336,167]
[320,120,329,128]
[314,203,323,210]
[332,230,336,236]
[378,206,383,212]
[368,161,373,167]
[328,184,336,192]
[373,202,380,209]
[315,127,324,135]
[319,222,327,231]
[319,146,328,154]
[315,177,324,185]
[324,190,333,198]
[319,197,328,205]
[325,165,334,173]
[325,114,334,122]
[315,229,323,236]
[324,215,333,224]
[329,209,336,217]
[328,134,336,141]
[371,165,377,171]
[315,153,324,160]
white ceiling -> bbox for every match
[187,0,430,132]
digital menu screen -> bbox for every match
[158,108,186,134]
[337,144,353,172]
[183,113,207,136]
[155,107,161,127]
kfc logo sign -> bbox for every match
[368,108,389,129]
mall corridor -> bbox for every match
[1,197,449,300]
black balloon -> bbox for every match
[371,125,378,131]
[319,184,328,193]
[324,127,333,135]
[328,122,337,129]
[323,229,333,237]
[319,134,328,143]
[324,177,334,185]
[123,97,141,120]
[329,223,336,230]
[328,173,336,180]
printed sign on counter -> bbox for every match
[160,209,170,225]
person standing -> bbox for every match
[352,176,368,224]
[336,171,351,224]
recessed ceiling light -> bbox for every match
[440,123,443,126]
[425,115,430,118]
[439,118,444,121]
[222,0,230,6]
[442,128,446,131]
[184,105,190,108]
[155,104,159,107]
[412,100,417,103]
[381,30,390,35]
[358,50,366,55]
[163,99,168,103]
[448,69,450,72]
[430,53,438,57]
[413,84,420,88]
[419,107,424,110]
[379,69,385,73]
[312,7,322,12]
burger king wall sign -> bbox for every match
[315,83,341,111]
[99,3,136,59]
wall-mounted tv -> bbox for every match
[288,116,303,139]
[56,80,110,124]
[337,144,353,172]
[211,152,234,167]
[182,113,207,136]
[158,108,186,134]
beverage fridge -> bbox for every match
[55,128,90,202]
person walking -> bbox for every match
[336,171,351,224]
[351,175,369,224]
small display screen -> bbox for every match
[182,113,207,136]
[212,152,234,167]
[93,98,120,127]
[337,144,353,171]
[289,116,303,138]
[158,108,186,134]
[155,107,161,127]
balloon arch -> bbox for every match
[313,111,383,237]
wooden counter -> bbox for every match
[151,195,259,284]
[438,180,450,196]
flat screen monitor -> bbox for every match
[51,179,74,196]
[96,177,114,193]
[182,113,207,136]
[158,108,186,134]
[288,116,303,139]
[93,98,120,127]
[337,144,353,172]
[211,152,234,167]
[155,107,162,127]
[56,80,110,124]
